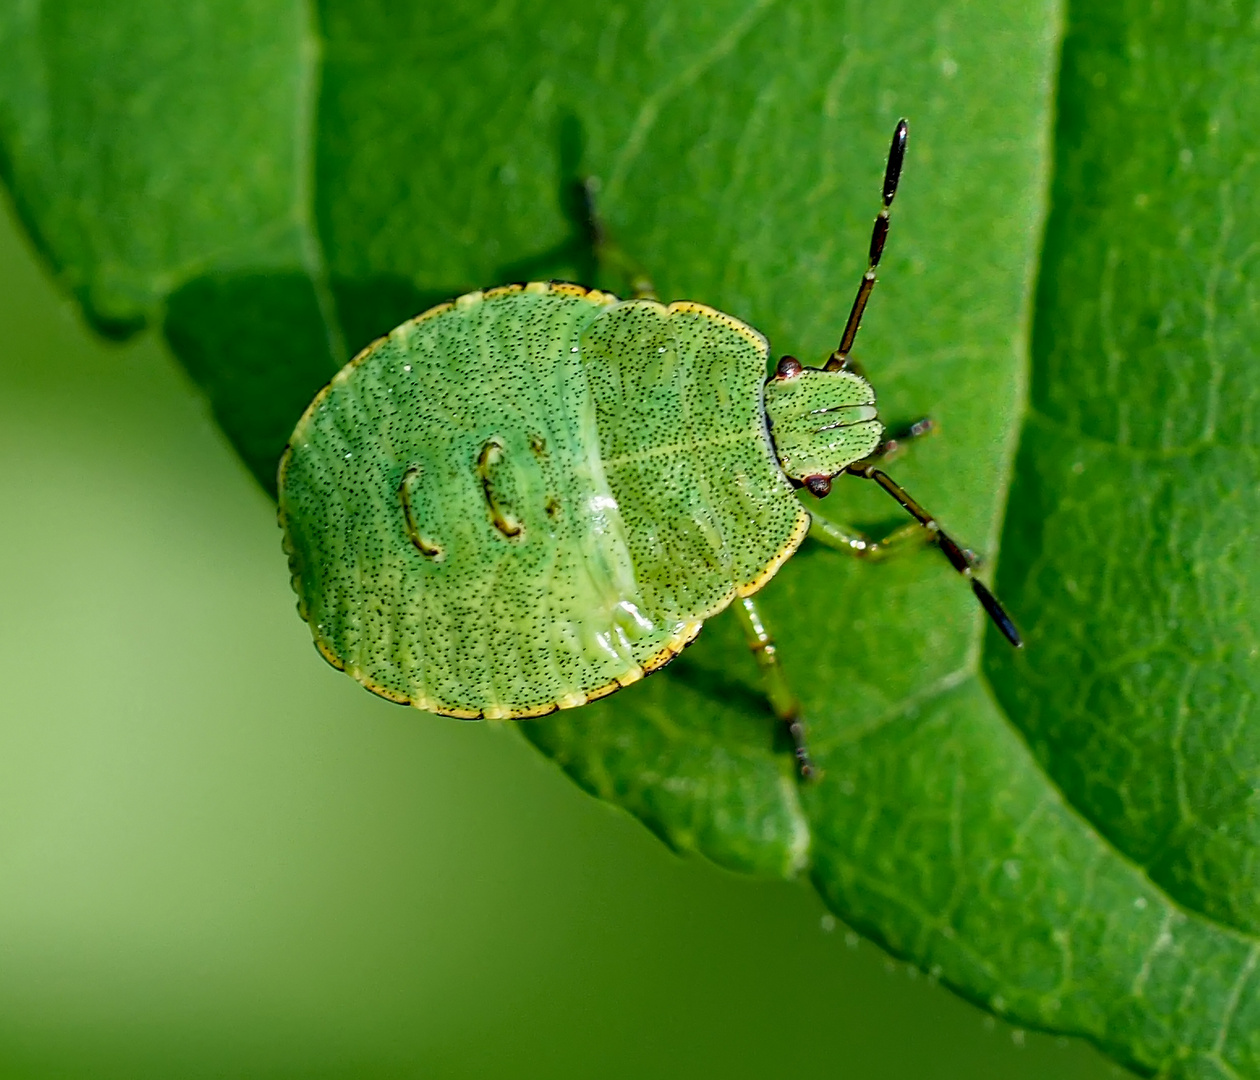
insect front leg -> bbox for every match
[864,416,935,464]
[732,596,816,780]
[843,463,1023,648]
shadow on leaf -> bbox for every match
[164,272,467,494]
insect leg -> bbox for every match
[732,596,816,780]
[577,177,659,299]
[825,119,908,372]
[844,463,1024,648]
[808,513,928,561]
[865,416,935,464]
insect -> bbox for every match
[277,120,1021,778]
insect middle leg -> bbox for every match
[576,177,659,300]
[732,596,816,780]
[808,513,935,561]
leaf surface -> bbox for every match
[1,1,1257,1075]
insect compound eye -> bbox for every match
[803,474,832,498]
[775,355,804,379]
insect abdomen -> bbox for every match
[279,285,747,719]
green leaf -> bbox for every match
[988,0,1260,936]
[0,0,317,337]
[983,4,1260,1075]
[1,1,1257,1077]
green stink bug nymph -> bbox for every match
[277,121,1021,779]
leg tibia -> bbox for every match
[808,514,929,561]
[732,596,815,780]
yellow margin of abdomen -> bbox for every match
[280,283,797,724]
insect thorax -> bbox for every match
[763,367,883,481]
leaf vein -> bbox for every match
[1212,941,1259,1055]
[294,2,346,368]
[604,0,780,204]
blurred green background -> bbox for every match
[0,197,1121,1078]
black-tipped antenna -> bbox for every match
[825,119,908,371]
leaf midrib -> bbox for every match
[294,1,345,372]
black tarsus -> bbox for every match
[845,461,1024,649]
[785,712,816,781]
[971,579,1023,648]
